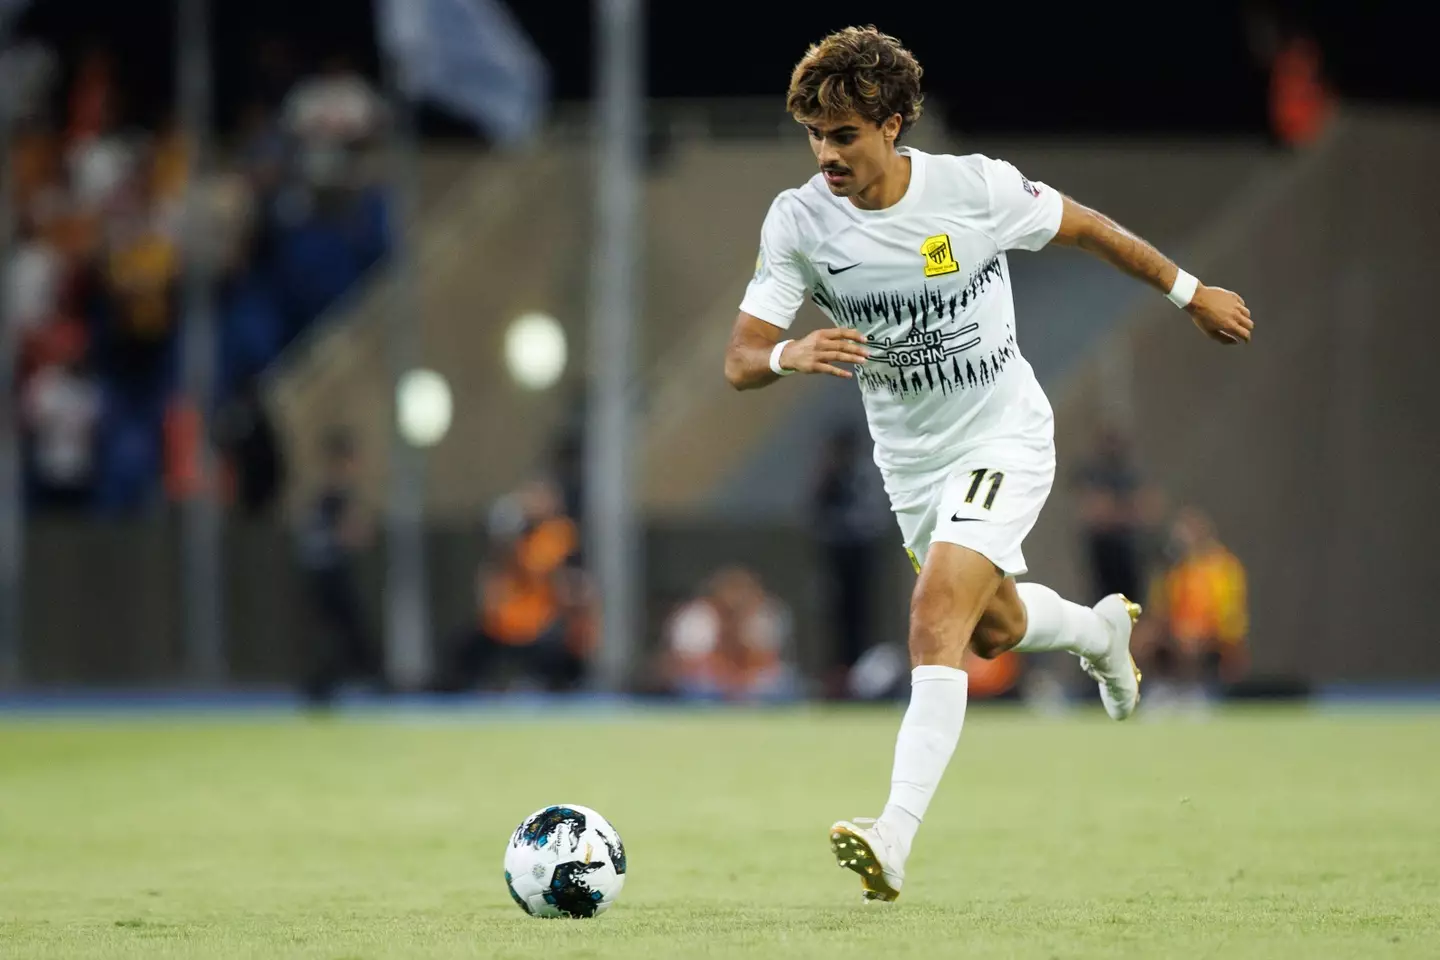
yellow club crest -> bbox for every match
[920,234,959,277]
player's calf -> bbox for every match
[906,543,1002,666]
[843,543,1000,901]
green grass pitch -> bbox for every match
[2,705,1438,958]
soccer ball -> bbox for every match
[503,804,627,918]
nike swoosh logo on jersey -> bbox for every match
[825,262,861,275]
[950,514,984,522]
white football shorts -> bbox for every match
[885,441,1056,578]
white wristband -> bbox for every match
[769,340,795,376]
[1167,269,1199,308]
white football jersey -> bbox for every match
[740,147,1063,480]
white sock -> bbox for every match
[876,665,968,864]
[1012,582,1109,659]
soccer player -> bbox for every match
[724,26,1254,902]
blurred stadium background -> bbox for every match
[2,0,1436,709]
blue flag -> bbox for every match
[377,0,549,146]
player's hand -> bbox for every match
[779,328,870,379]
[1187,285,1253,345]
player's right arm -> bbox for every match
[725,195,870,390]
[724,313,869,390]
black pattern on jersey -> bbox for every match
[812,256,1013,399]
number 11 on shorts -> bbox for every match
[964,469,1005,510]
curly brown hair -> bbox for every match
[786,26,924,139]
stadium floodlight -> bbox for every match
[504,312,567,390]
[396,368,454,448]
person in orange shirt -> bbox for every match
[1135,507,1249,707]
[440,480,592,692]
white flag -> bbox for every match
[376,0,549,146]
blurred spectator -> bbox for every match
[1073,426,1158,604]
[282,54,384,148]
[162,395,205,502]
[658,566,797,703]
[810,425,886,698]
[95,189,179,396]
[1244,4,1335,147]
[282,54,385,192]
[1268,35,1334,147]
[1134,507,1250,710]
[5,220,62,339]
[65,51,134,215]
[294,429,385,705]
[2,36,392,515]
[22,353,101,513]
[269,181,390,334]
[68,129,132,213]
[9,118,64,216]
[147,116,190,229]
[440,479,594,693]
[213,375,286,517]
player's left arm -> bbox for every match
[1052,197,1253,345]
